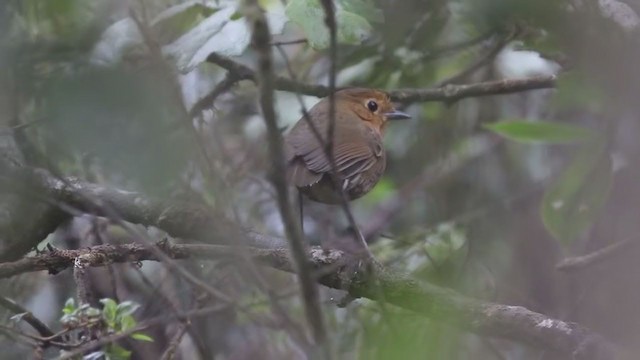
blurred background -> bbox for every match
[1,0,640,359]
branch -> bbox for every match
[242,0,327,346]
[187,73,239,118]
[0,297,54,338]
[0,242,616,360]
[391,75,557,103]
[556,238,636,272]
[203,52,557,103]
[438,30,516,86]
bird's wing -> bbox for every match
[285,114,383,188]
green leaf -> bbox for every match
[484,120,594,144]
[120,315,136,331]
[541,143,612,245]
[131,333,154,342]
[101,298,118,325]
[285,0,373,49]
[417,223,467,272]
[106,344,132,360]
[62,298,76,315]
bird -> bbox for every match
[284,88,410,205]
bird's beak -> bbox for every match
[384,110,411,120]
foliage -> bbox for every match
[0,0,635,359]
[59,298,152,360]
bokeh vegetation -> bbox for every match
[1,0,639,359]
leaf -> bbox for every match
[164,4,287,72]
[131,333,154,342]
[90,18,142,64]
[116,301,140,317]
[485,120,594,144]
[285,0,373,49]
[151,1,220,44]
[420,223,467,268]
[62,298,76,315]
[106,344,132,360]
[541,143,613,245]
[101,298,118,324]
[120,315,136,331]
[338,0,384,23]
[83,351,106,360]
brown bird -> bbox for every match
[285,88,410,204]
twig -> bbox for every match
[0,324,39,348]
[159,321,190,360]
[419,31,495,63]
[187,73,239,118]
[404,11,433,49]
[73,255,93,305]
[270,38,308,46]
[438,31,516,86]
[242,0,327,346]
[556,238,637,272]
[391,75,557,103]
[0,297,54,338]
[204,51,557,103]
[320,0,338,171]
[318,0,373,262]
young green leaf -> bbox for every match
[120,315,136,331]
[101,298,118,326]
[131,333,154,342]
[484,120,594,144]
[62,298,76,315]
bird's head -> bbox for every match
[334,88,411,133]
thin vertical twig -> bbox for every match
[159,322,189,360]
[320,0,337,161]
[242,0,328,349]
[318,0,372,260]
[73,256,92,305]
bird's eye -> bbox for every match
[367,100,378,112]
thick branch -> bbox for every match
[0,166,617,358]
[203,52,557,104]
[0,242,616,360]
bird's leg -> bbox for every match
[298,190,304,234]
